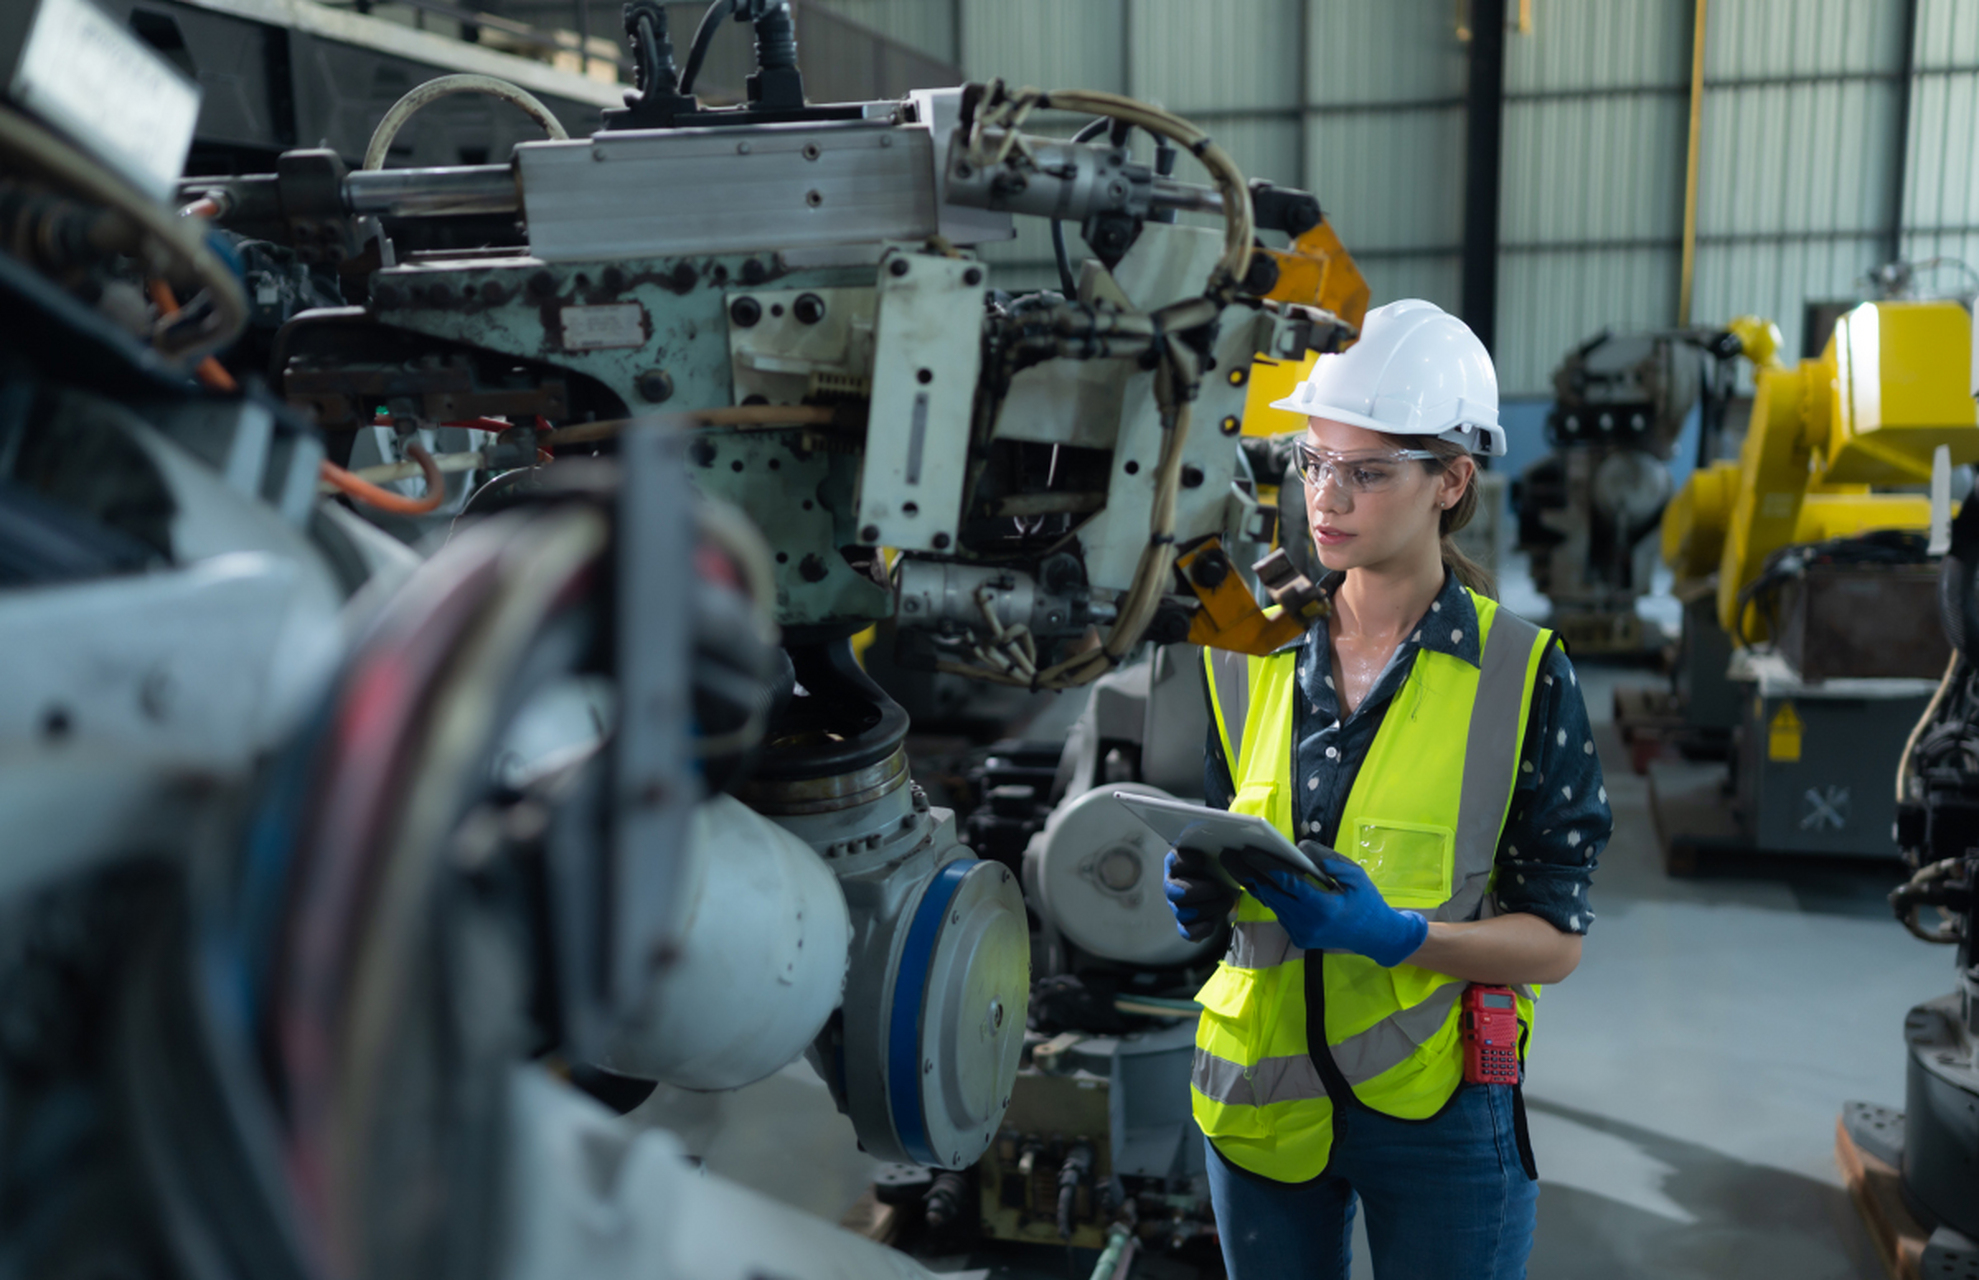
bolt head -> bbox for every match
[638,370,674,403]
[889,258,910,277]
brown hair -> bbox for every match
[1406,435,1496,600]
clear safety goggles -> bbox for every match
[1295,444,1438,495]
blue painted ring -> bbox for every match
[886,859,973,1166]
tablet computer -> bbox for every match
[1109,791,1341,893]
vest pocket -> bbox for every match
[1192,963,1276,1139]
[1348,819,1455,910]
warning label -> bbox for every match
[1768,701,1803,762]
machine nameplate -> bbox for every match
[560,303,648,351]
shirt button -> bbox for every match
[1325,746,1340,760]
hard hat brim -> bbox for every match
[1264,397,1390,434]
[1264,396,1508,457]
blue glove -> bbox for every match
[1239,846,1428,967]
[1163,847,1236,941]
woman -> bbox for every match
[1165,299,1611,1279]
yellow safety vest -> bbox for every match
[1192,589,1551,1183]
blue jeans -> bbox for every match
[1204,1084,1538,1280]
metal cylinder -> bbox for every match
[943,136,1149,222]
[344,165,520,218]
[599,794,850,1091]
[895,561,1079,638]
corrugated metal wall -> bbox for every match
[808,0,1977,395]
[1496,0,1690,395]
[1903,0,1979,297]
[1690,0,1908,366]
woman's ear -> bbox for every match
[1439,456,1476,509]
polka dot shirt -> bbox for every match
[1205,570,1608,935]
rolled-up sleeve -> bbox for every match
[1493,645,1609,935]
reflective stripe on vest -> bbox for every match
[1190,591,1551,1182]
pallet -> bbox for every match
[1836,1115,1928,1280]
[1613,685,1686,775]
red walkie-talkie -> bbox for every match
[1460,985,1521,1085]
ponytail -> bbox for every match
[1417,436,1496,599]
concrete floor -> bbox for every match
[634,625,1953,1278]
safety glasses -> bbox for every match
[1295,445,1438,495]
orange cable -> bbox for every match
[148,279,237,392]
[320,442,446,515]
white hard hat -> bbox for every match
[1269,299,1505,456]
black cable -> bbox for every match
[678,0,729,96]
[1051,118,1114,296]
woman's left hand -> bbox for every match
[1241,848,1428,967]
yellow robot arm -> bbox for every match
[1706,301,1978,640]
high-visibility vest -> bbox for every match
[1192,589,1551,1183]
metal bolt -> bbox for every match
[638,370,674,403]
[861,523,880,541]
[1227,367,1248,386]
[729,296,762,328]
[1220,415,1241,436]
[737,140,753,154]
[802,142,822,161]
[805,189,824,208]
[889,258,910,277]
[592,147,606,162]
[793,292,827,324]
[740,258,767,284]
[963,267,983,287]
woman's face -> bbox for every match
[1300,416,1471,574]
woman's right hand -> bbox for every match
[1163,847,1236,941]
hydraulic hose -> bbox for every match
[953,84,1255,689]
[320,442,446,515]
[362,74,568,172]
[678,0,728,96]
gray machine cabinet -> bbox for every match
[1732,653,1934,858]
